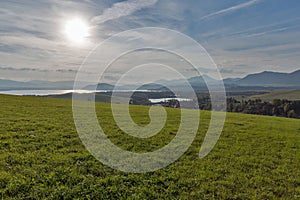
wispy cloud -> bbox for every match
[201,0,259,20]
[91,0,159,25]
[243,24,300,38]
[228,17,300,37]
[0,66,49,72]
[0,66,79,74]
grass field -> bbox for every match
[249,90,300,101]
[0,94,299,199]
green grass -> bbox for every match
[0,94,299,199]
[249,90,300,101]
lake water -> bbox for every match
[149,98,193,103]
[0,90,98,96]
[0,90,193,103]
[0,89,161,96]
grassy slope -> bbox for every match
[249,90,300,101]
[0,94,299,199]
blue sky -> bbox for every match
[0,0,300,81]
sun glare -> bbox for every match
[64,18,89,44]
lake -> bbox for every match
[0,89,163,96]
[0,90,194,103]
[149,98,193,103]
[0,90,98,96]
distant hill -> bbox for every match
[223,78,241,85]
[0,79,91,90]
[137,83,172,91]
[235,70,300,86]
[150,75,217,92]
[249,90,300,101]
[0,79,75,90]
[83,83,114,90]
[0,79,37,90]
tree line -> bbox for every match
[128,91,300,119]
[226,98,300,118]
[159,97,300,119]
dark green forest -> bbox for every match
[130,93,300,119]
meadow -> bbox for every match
[249,90,300,101]
[0,94,299,199]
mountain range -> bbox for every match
[228,70,300,86]
[1,70,300,91]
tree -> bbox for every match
[287,110,297,118]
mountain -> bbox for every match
[83,83,114,90]
[0,79,37,90]
[235,70,300,86]
[223,78,241,85]
[1,69,300,91]
[0,80,90,90]
[137,83,171,91]
[188,75,218,86]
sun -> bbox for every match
[64,18,90,44]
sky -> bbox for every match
[0,0,300,81]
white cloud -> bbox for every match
[201,0,259,20]
[228,17,300,37]
[91,0,159,25]
[243,24,300,38]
